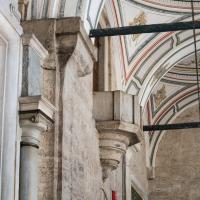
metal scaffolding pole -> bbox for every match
[143,122,200,132]
[89,21,200,38]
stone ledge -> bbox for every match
[96,120,142,145]
[19,95,56,121]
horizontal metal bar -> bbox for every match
[143,122,200,132]
[89,21,200,38]
[173,0,200,2]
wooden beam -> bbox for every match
[89,21,200,38]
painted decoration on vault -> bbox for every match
[118,0,179,63]
[129,11,147,41]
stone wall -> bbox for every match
[61,56,102,200]
[128,141,149,199]
[149,105,200,200]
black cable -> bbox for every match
[176,0,200,2]
[191,0,200,121]
[173,0,200,2]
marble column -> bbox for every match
[19,96,55,200]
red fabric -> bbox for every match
[112,191,117,200]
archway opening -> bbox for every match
[149,104,200,200]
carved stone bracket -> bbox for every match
[97,121,141,181]
[56,18,97,76]
[93,91,142,181]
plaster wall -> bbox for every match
[0,4,22,200]
[149,105,200,200]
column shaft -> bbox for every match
[20,144,39,200]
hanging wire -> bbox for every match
[190,0,200,121]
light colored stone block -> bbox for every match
[93,90,141,125]
[19,95,56,120]
[22,34,48,96]
[93,92,114,120]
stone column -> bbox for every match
[19,96,55,200]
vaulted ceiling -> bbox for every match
[24,0,200,106]
[99,0,200,107]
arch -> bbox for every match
[148,89,200,175]
[131,28,200,107]
[125,14,200,102]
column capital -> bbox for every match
[96,121,142,145]
[93,91,142,181]
[19,95,56,146]
[96,121,142,181]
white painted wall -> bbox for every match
[0,1,22,200]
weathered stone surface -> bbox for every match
[21,34,48,97]
[127,142,149,200]
[38,130,55,200]
[61,56,102,200]
[22,17,102,200]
